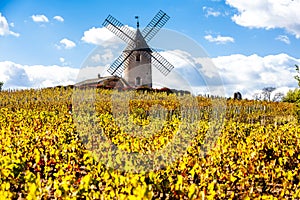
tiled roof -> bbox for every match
[74,76,130,88]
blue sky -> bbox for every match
[1,0,300,98]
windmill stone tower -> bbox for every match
[123,17,152,87]
[103,10,174,88]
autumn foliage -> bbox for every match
[0,88,299,199]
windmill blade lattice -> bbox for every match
[107,51,134,76]
[102,15,135,45]
[142,10,170,42]
[141,50,174,76]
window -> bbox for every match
[136,53,141,62]
[135,77,141,86]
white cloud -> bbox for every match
[212,53,300,98]
[76,65,109,82]
[0,13,19,37]
[1,52,299,100]
[59,57,65,63]
[152,51,300,98]
[81,27,123,47]
[160,50,192,68]
[226,0,300,38]
[203,7,221,17]
[91,49,114,64]
[31,14,49,23]
[91,54,101,63]
[156,50,224,96]
[25,65,78,87]
[275,35,290,44]
[59,38,76,49]
[0,61,79,89]
[53,15,64,22]
[204,34,234,44]
[0,61,30,88]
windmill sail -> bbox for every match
[102,15,135,45]
[107,51,134,76]
[141,50,174,76]
[142,10,170,42]
[103,10,174,86]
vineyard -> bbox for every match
[0,87,300,199]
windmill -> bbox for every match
[102,10,174,88]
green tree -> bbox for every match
[295,64,300,87]
[282,89,300,103]
[283,64,300,121]
[0,82,3,92]
[283,64,300,103]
